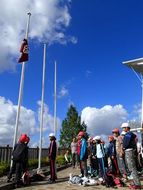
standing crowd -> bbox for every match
[6,122,143,189]
[69,122,143,189]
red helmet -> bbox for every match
[108,135,114,141]
[112,128,119,133]
[78,131,84,137]
[19,134,29,143]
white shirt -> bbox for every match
[96,144,104,158]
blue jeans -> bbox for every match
[98,158,106,177]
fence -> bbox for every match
[0,145,66,164]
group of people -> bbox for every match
[6,122,143,189]
[7,132,57,188]
[69,122,143,189]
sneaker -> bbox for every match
[122,178,127,183]
[15,184,23,188]
[98,177,103,182]
[128,175,133,180]
[47,179,55,184]
[81,176,88,182]
[15,182,24,189]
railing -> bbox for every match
[0,145,66,163]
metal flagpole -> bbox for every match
[54,61,57,137]
[38,43,47,170]
[11,12,31,167]
[53,61,58,178]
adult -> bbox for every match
[122,122,141,189]
[71,138,78,168]
[48,133,57,183]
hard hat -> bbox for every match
[112,128,120,133]
[49,133,55,137]
[93,136,101,141]
[19,134,28,143]
[121,122,129,128]
[108,135,114,140]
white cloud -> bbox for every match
[58,86,69,98]
[0,97,61,146]
[0,96,36,145]
[81,105,128,137]
[131,104,141,121]
[30,101,61,148]
[0,0,75,72]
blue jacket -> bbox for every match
[107,141,116,157]
[123,131,136,150]
[80,138,88,161]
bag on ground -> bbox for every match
[22,172,30,185]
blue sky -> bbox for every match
[0,0,143,146]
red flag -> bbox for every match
[18,39,29,63]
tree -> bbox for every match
[59,105,87,149]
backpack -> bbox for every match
[30,173,45,182]
[12,143,26,161]
[22,172,31,185]
[114,178,125,187]
[104,173,115,187]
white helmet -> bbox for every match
[93,136,101,141]
[49,133,55,137]
[121,122,129,128]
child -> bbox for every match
[107,135,119,176]
[94,136,106,179]
[112,128,127,179]
[7,134,30,188]
[71,138,78,168]
[78,131,88,177]
[48,133,57,183]
[90,137,99,176]
[77,136,81,170]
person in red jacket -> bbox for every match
[48,133,57,183]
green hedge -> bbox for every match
[0,162,9,177]
[0,156,66,177]
[56,155,66,166]
[28,157,49,168]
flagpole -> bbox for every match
[54,61,58,178]
[11,12,31,167]
[38,43,47,170]
[54,61,57,138]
